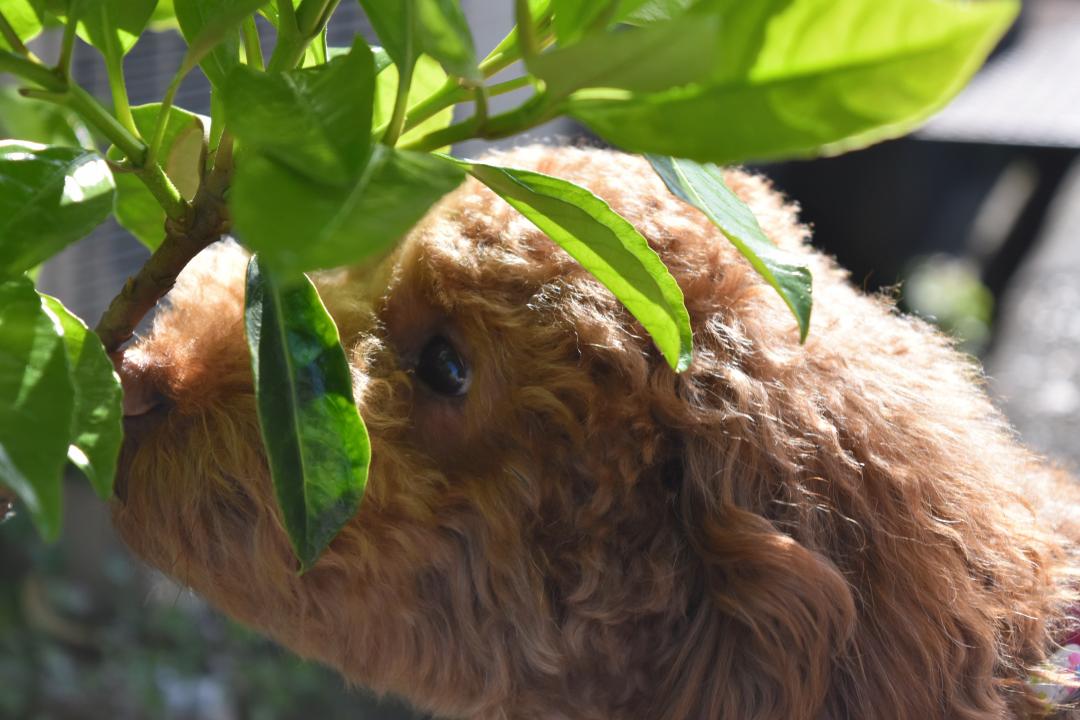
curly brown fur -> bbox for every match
[113,146,1080,719]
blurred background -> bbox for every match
[2,1,1079,718]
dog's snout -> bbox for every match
[115,350,169,418]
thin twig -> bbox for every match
[94,136,235,354]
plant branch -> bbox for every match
[514,0,538,61]
[95,136,234,354]
[241,16,264,70]
[64,84,146,163]
[400,91,555,152]
[267,0,338,71]
[296,0,338,37]
[148,70,183,164]
[104,49,138,136]
[0,48,65,91]
[381,2,416,146]
[58,16,78,75]
[0,9,32,58]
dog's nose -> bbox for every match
[114,350,168,418]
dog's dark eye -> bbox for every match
[415,336,469,396]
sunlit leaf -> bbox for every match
[0,0,44,50]
[232,145,464,272]
[0,141,114,275]
[529,12,718,99]
[567,0,1019,164]
[0,86,95,148]
[0,278,73,541]
[107,104,206,250]
[75,0,157,56]
[455,158,693,372]
[358,0,479,81]
[41,295,123,500]
[176,0,270,86]
[224,39,375,185]
[373,54,453,146]
[648,155,812,341]
[244,257,369,571]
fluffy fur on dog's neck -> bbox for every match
[114,146,1080,719]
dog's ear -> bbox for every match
[653,434,856,720]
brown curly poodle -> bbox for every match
[113,146,1080,720]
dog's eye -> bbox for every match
[415,336,469,396]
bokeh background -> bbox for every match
[3,1,1080,718]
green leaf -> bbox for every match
[224,39,375,185]
[0,278,74,541]
[551,0,615,44]
[244,257,369,571]
[413,0,478,81]
[149,0,180,31]
[457,159,692,372]
[567,0,1019,164]
[529,12,718,99]
[372,54,453,146]
[0,0,44,50]
[647,155,812,341]
[232,145,464,272]
[358,0,479,81]
[40,295,123,500]
[0,141,115,275]
[0,86,95,148]
[618,0,693,25]
[175,0,270,86]
[76,0,157,56]
[107,104,206,250]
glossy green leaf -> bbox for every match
[458,159,692,372]
[244,257,369,571]
[0,278,73,541]
[0,86,95,148]
[0,141,115,275]
[618,0,692,25]
[358,0,479,81]
[567,0,1019,164]
[232,145,464,272]
[648,155,812,341]
[107,104,206,250]
[41,295,123,500]
[224,39,375,185]
[414,0,477,81]
[76,0,157,56]
[530,12,718,99]
[0,0,44,50]
[149,0,179,30]
[176,0,269,86]
[551,0,615,44]
[373,54,453,146]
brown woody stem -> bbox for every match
[95,137,235,354]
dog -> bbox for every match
[113,146,1080,719]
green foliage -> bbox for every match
[41,295,124,500]
[0,86,94,147]
[647,155,812,341]
[244,257,370,572]
[73,0,157,57]
[0,0,1018,564]
[108,103,206,250]
[457,158,694,372]
[0,142,114,273]
[0,278,73,541]
[359,0,480,82]
[0,0,43,50]
[225,40,375,184]
[566,0,1018,164]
